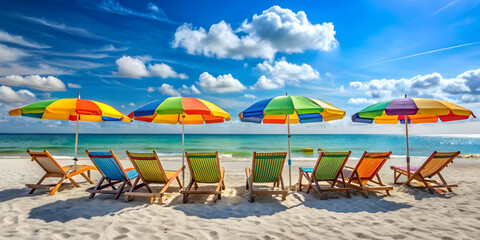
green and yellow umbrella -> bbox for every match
[9,94,131,168]
[239,94,346,188]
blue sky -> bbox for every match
[0,0,480,134]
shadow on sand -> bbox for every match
[0,188,34,203]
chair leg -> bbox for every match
[437,173,453,192]
[90,176,106,198]
[29,174,48,194]
[80,172,94,184]
[125,177,140,203]
[297,168,303,192]
[376,174,390,197]
[115,181,127,200]
[68,178,79,187]
[340,172,351,198]
[176,176,182,188]
[49,176,67,196]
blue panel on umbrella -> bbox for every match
[240,116,263,123]
[22,113,44,119]
[298,113,323,123]
[399,119,411,124]
[241,98,273,117]
[102,116,122,121]
[132,99,164,117]
[351,113,374,123]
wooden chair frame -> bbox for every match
[297,151,352,199]
[85,149,139,200]
[26,150,95,196]
[181,151,226,203]
[344,151,393,198]
[391,151,460,194]
[245,152,288,202]
[124,150,183,204]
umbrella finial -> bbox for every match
[77,93,81,99]
[286,92,288,96]
[405,94,407,98]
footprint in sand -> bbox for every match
[114,226,130,234]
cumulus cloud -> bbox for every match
[67,83,81,89]
[347,98,377,105]
[197,72,246,93]
[0,75,66,91]
[180,84,201,95]
[159,83,180,96]
[149,84,200,96]
[252,59,319,89]
[243,94,257,99]
[0,85,36,103]
[0,30,50,48]
[0,44,26,63]
[114,56,188,79]
[147,87,155,93]
[350,69,480,103]
[172,5,337,60]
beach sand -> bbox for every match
[0,156,479,239]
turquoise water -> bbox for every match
[0,134,479,160]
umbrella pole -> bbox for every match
[182,113,185,187]
[287,114,291,190]
[74,93,80,171]
[405,115,410,179]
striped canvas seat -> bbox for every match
[245,152,288,202]
[124,150,183,204]
[298,152,351,199]
[391,151,460,194]
[181,152,225,203]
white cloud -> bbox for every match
[67,83,81,89]
[21,16,106,40]
[243,94,257,99]
[350,69,480,103]
[99,0,172,23]
[339,85,345,92]
[180,84,201,95]
[129,102,135,106]
[347,98,377,105]
[0,85,36,103]
[0,44,26,63]
[172,5,337,60]
[0,75,66,91]
[147,87,155,93]
[198,72,246,93]
[114,56,188,79]
[0,63,67,76]
[159,83,180,96]
[121,104,125,108]
[0,30,50,48]
[252,59,319,89]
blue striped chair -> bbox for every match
[85,150,138,199]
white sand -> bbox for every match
[0,156,479,239]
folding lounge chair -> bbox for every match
[343,151,393,198]
[245,152,288,202]
[297,151,351,199]
[26,150,96,196]
[85,150,139,199]
[391,151,460,194]
[124,150,183,204]
[181,152,225,203]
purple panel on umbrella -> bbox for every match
[385,98,418,115]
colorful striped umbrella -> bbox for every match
[239,94,346,188]
[352,96,476,177]
[129,97,231,185]
[9,94,131,169]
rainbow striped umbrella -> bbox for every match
[9,94,131,169]
[239,95,346,188]
[352,96,476,177]
[129,97,231,185]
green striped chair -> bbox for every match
[181,152,225,203]
[124,150,183,204]
[245,152,288,202]
[297,151,351,199]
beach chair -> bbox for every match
[85,150,139,199]
[124,150,183,204]
[342,151,393,198]
[245,152,288,202]
[297,151,351,199]
[391,151,460,194]
[26,150,96,196]
[181,152,225,203]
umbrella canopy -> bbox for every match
[351,96,476,178]
[129,97,231,186]
[239,95,346,189]
[8,95,131,169]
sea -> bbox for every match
[1,133,479,160]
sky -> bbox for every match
[0,0,480,134]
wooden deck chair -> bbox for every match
[297,151,352,199]
[245,152,288,202]
[26,150,96,196]
[85,150,139,199]
[342,151,393,198]
[124,150,183,204]
[181,152,225,203]
[391,151,460,194]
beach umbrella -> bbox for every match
[238,94,346,189]
[8,94,131,170]
[351,95,476,178]
[128,97,231,186]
